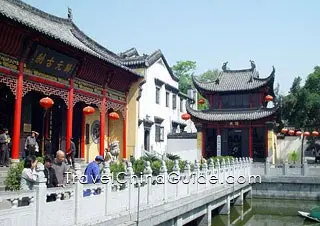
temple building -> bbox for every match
[187,61,278,162]
[0,0,143,162]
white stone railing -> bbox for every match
[251,159,320,177]
[0,157,252,226]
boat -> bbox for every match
[298,207,320,223]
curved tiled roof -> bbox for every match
[186,101,278,122]
[119,48,179,82]
[192,62,275,93]
[0,0,142,78]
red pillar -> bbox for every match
[66,79,74,153]
[11,62,24,161]
[123,106,127,159]
[265,126,268,158]
[99,89,106,157]
[249,125,253,158]
[81,114,85,160]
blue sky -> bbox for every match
[23,0,319,94]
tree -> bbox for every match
[197,69,220,110]
[171,61,197,94]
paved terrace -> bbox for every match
[0,158,252,226]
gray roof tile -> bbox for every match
[0,0,142,77]
[192,62,275,93]
[186,102,278,121]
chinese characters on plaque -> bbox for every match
[28,45,78,78]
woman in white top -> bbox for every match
[20,155,38,191]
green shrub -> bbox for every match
[4,157,43,191]
[110,162,126,180]
[178,160,187,172]
[151,160,161,176]
[166,153,181,161]
[288,150,299,164]
[165,160,174,173]
[133,159,145,175]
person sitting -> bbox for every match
[20,155,38,191]
[44,155,58,202]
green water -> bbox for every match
[211,198,320,226]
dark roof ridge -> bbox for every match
[70,23,120,61]
[119,47,140,58]
[6,0,71,25]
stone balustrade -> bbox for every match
[0,157,252,226]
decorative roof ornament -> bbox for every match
[68,7,73,21]
[222,61,228,71]
[250,60,256,71]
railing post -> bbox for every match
[302,158,308,176]
[201,159,208,189]
[283,160,289,176]
[172,160,180,198]
[249,157,253,177]
[126,162,135,210]
[184,161,191,195]
[221,159,226,186]
[194,160,200,192]
[102,162,111,216]
[34,163,47,226]
[74,163,83,225]
[160,160,168,201]
[216,159,220,185]
[144,161,153,204]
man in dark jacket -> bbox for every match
[67,138,76,167]
[0,128,10,167]
[44,138,52,157]
[44,155,58,202]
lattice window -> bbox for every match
[0,75,17,98]
[73,93,102,110]
[106,100,126,120]
[22,80,69,107]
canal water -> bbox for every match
[211,198,320,225]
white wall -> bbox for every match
[137,57,196,158]
[167,138,200,162]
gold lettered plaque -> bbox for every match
[23,123,32,132]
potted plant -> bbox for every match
[288,150,299,166]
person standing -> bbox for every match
[24,131,39,158]
[83,156,104,196]
[67,138,76,167]
[44,138,52,157]
[0,128,10,167]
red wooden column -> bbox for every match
[265,126,268,158]
[66,79,74,153]
[249,125,253,158]
[81,113,85,160]
[123,105,127,160]
[11,62,24,161]
[99,88,106,156]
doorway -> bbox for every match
[144,129,150,151]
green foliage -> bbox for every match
[178,160,187,172]
[141,152,159,162]
[4,157,43,191]
[151,160,161,176]
[166,153,181,161]
[288,150,299,164]
[165,160,174,173]
[133,159,145,176]
[171,61,197,94]
[211,156,234,164]
[110,162,126,180]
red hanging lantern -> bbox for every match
[281,128,288,134]
[109,111,120,120]
[39,97,54,109]
[288,130,295,136]
[303,131,310,137]
[312,131,319,136]
[295,131,302,136]
[83,106,95,115]
[265,95,273,102]
[181,113,191,120]
[198,98,205,105]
